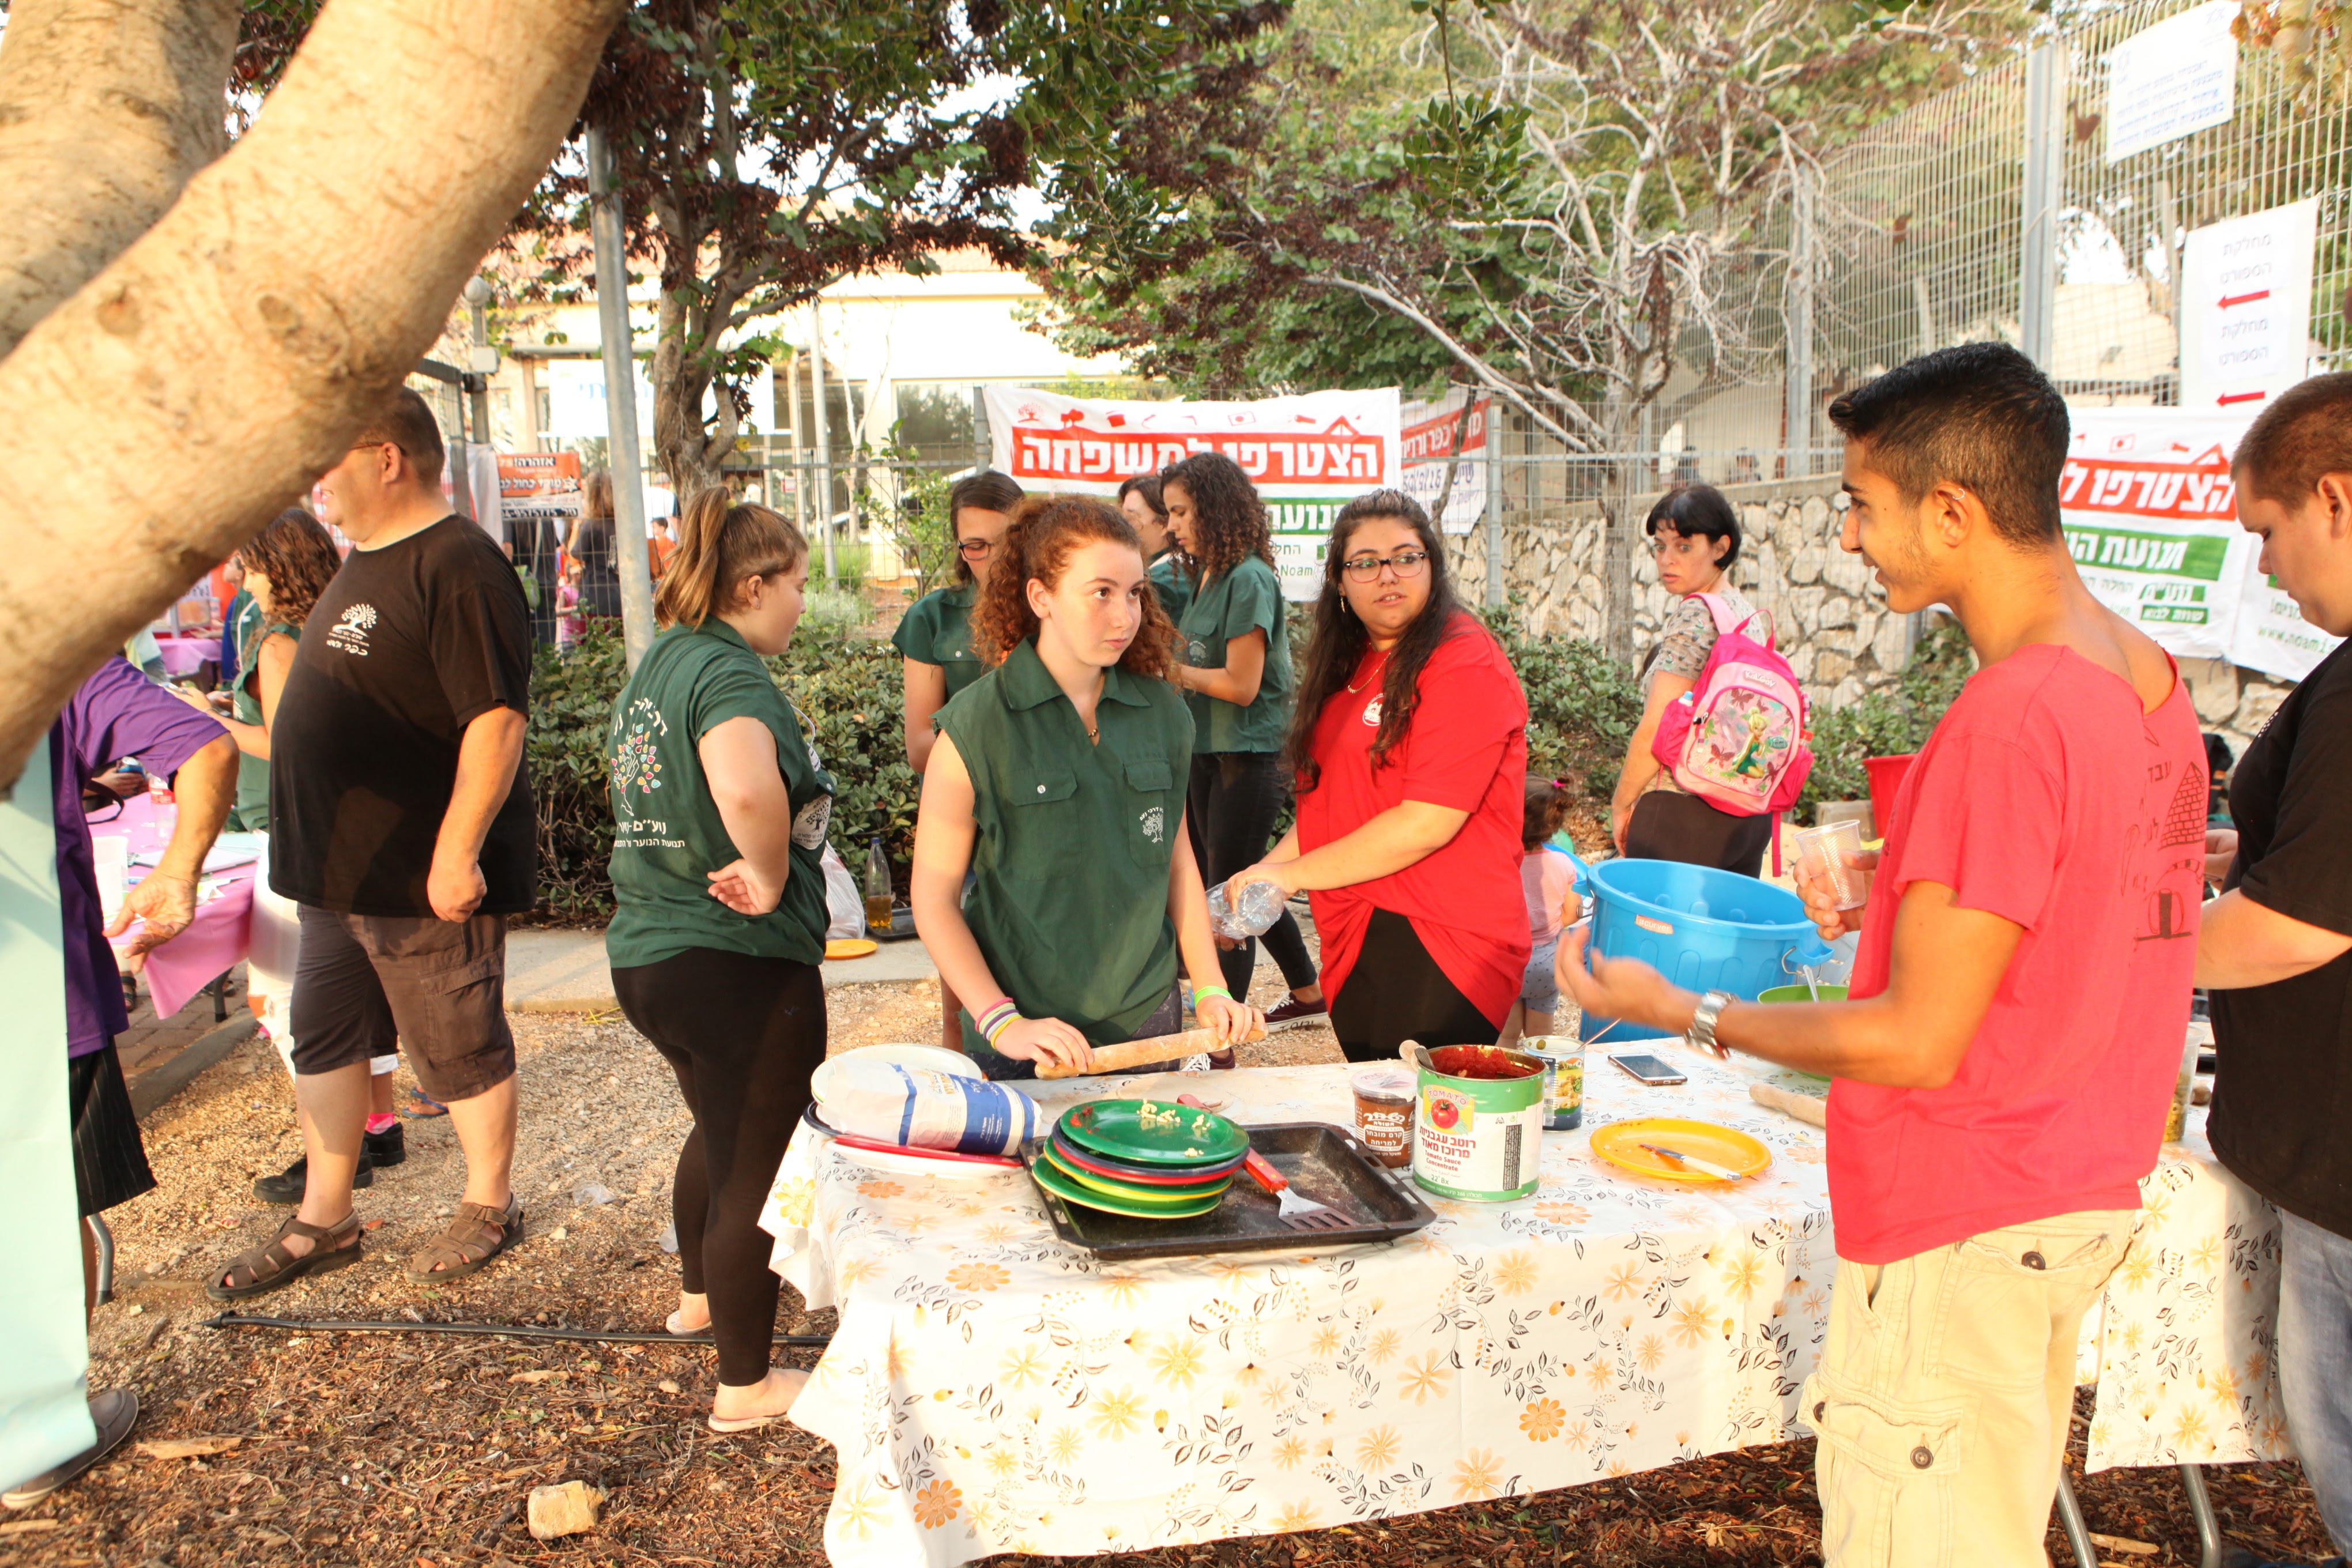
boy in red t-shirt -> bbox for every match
[1561,342,2204,1567]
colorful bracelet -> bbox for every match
[974,1000,1021,1047]
[1191,985,1234,1009]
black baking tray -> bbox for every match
[1023,1121,1435,1261]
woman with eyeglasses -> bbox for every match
[1223,491,1529,1062]
[895,469,1024,1050]
[1161,451,1326,1028]
[1608,484,1775,875]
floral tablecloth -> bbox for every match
[759,1054,2289,1566]
[2082,1105,2291,1473]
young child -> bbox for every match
[1498,778,1585,1047]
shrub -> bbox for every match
[1478,604,1644,801]
[523,619,921,925]
[1793,619,1975,824]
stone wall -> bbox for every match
[1450,474,2294,755]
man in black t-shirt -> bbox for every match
[208,387,537,1302]
[2198,372,2352,1568]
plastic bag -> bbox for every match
[817,1058,1037,1155]
[819,842,864,940]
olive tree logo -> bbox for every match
[1140,805,1166,844]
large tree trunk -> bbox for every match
[0,0,243,358]
[0,0,624,789]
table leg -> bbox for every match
[210,970,228,1023]
[2180,1463,2222,1568]
[2054,1467,2100,1568]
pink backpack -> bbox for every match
[1649,594,1813,818]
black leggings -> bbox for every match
[1186,752,1319,1000]
[1330,909,1497,1063]
[612,948,827,1386]
[1624,789,1771,878]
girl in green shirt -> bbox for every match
[1161,452,1325,1025]
[605,491,832,1433]
[912,495,1261,1078]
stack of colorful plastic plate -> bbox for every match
[1032,1099,1251,1219]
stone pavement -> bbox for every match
[117,962,258,1120]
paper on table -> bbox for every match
[131,843,258,873]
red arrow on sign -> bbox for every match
[2218,288,2272,309]
[2217,390,2269,405]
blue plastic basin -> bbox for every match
[1574,858,1834,1045]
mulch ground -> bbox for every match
[3,982,2334,1566]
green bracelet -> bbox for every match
[1192,985,1234,1008]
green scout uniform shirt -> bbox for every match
[604,618,835,970]
[937,639,1195,1076]
[228,609,292,833]
[1175,555,1292,754]
[1148,545,1196,625]
[891,582,985,700]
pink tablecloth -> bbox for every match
[94,793,255,1019]
[153,634,217,678]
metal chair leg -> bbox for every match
[87,1213,115,1306]
[2180,1463,2223,1568]
[210,970,229,1022]
[2055,1466,2100,1568]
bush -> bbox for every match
[523,619,921,925]
[1793,619,1975,824]
[1478,604,1644,801]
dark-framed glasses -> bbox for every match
[1341,549,1430,582]
[956,538,995,558]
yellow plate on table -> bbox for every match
[1590,1117,1771,1184]
[825,938,879,960]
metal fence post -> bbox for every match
[1483,402,1502,608]
[1783,163,1816,478]
[2019,40,2068,373]
[807,300,836,582]
[586,127,656,670]
[971,385,991,475]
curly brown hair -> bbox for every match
[233,508,342,628]
[1159,451,1273,583]
[970,495,1175,681]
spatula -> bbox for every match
[1241,1148,1351,1231]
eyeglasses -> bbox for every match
[1340,549,1429,582]
[956,538,995,558]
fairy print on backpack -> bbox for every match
[1649,593,1814,816]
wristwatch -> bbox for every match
[1686,989,1736,1060]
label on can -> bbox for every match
[1537,1054,1585,1130]
[1413,1085,1542,1201]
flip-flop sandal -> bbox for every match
[208,1212,364,1301]
[398,1088,449,1120]
[405,1196,523,1283]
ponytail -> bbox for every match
[655,488,806,630]
[969,494,1175,681]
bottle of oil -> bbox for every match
[862,838,894,936]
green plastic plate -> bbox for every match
[1039,1144,1234,1206]
[1057,1099,1250,1167]
[1030,1154,1227,1219]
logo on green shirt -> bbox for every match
[1141,805,1166,845]
[612,697,668,812]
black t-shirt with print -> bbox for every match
[269,516,537,916]
[2209,638,2352,1238]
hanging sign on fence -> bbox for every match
[2061,407,2261,661]
[2102,0,2238,163]
[2229,550,2346,682]
[2178,198,2319,412]
[1398,389,1491,534]
[982,385,1402,597]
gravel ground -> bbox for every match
[3,977,2332,1567]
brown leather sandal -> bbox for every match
[405,1196,524,1282]
[208,1211,364,1301]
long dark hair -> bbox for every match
[970,494,1175,680]
[1159,451,1273,582]
[234,508,342,628]
[948,470,1025,585]
[1285,489,1472,789]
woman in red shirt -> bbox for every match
[1224,491,1529,1061]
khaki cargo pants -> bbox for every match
[1803,1209,2139,1567]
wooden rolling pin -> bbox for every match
[1032,1022,1267,1080]
[1750,1080,1827,1128]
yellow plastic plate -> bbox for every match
[1589,1117,1772,1184]
[824,938,879,960]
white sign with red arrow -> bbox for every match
[2178,198,2319,412]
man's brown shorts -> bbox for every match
[288,906,516,1103]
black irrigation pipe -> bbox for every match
[199,1313,833,1350]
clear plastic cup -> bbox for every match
[1792,820,1867,911]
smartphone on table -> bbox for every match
[1608,1053,1687,1087]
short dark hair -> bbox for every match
[2233,371,2352,507]
[1117,472,1166,518]
[1644,484,1742,569]
[350,386,446,483]
[1826,342,2069,546]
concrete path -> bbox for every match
[506,926,940,1013]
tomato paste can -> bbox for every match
[1410,1044,1546,1202]
[1522,1037,1585,1132]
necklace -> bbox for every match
[1346,648,1392,694]
[1084,719,1100,745]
